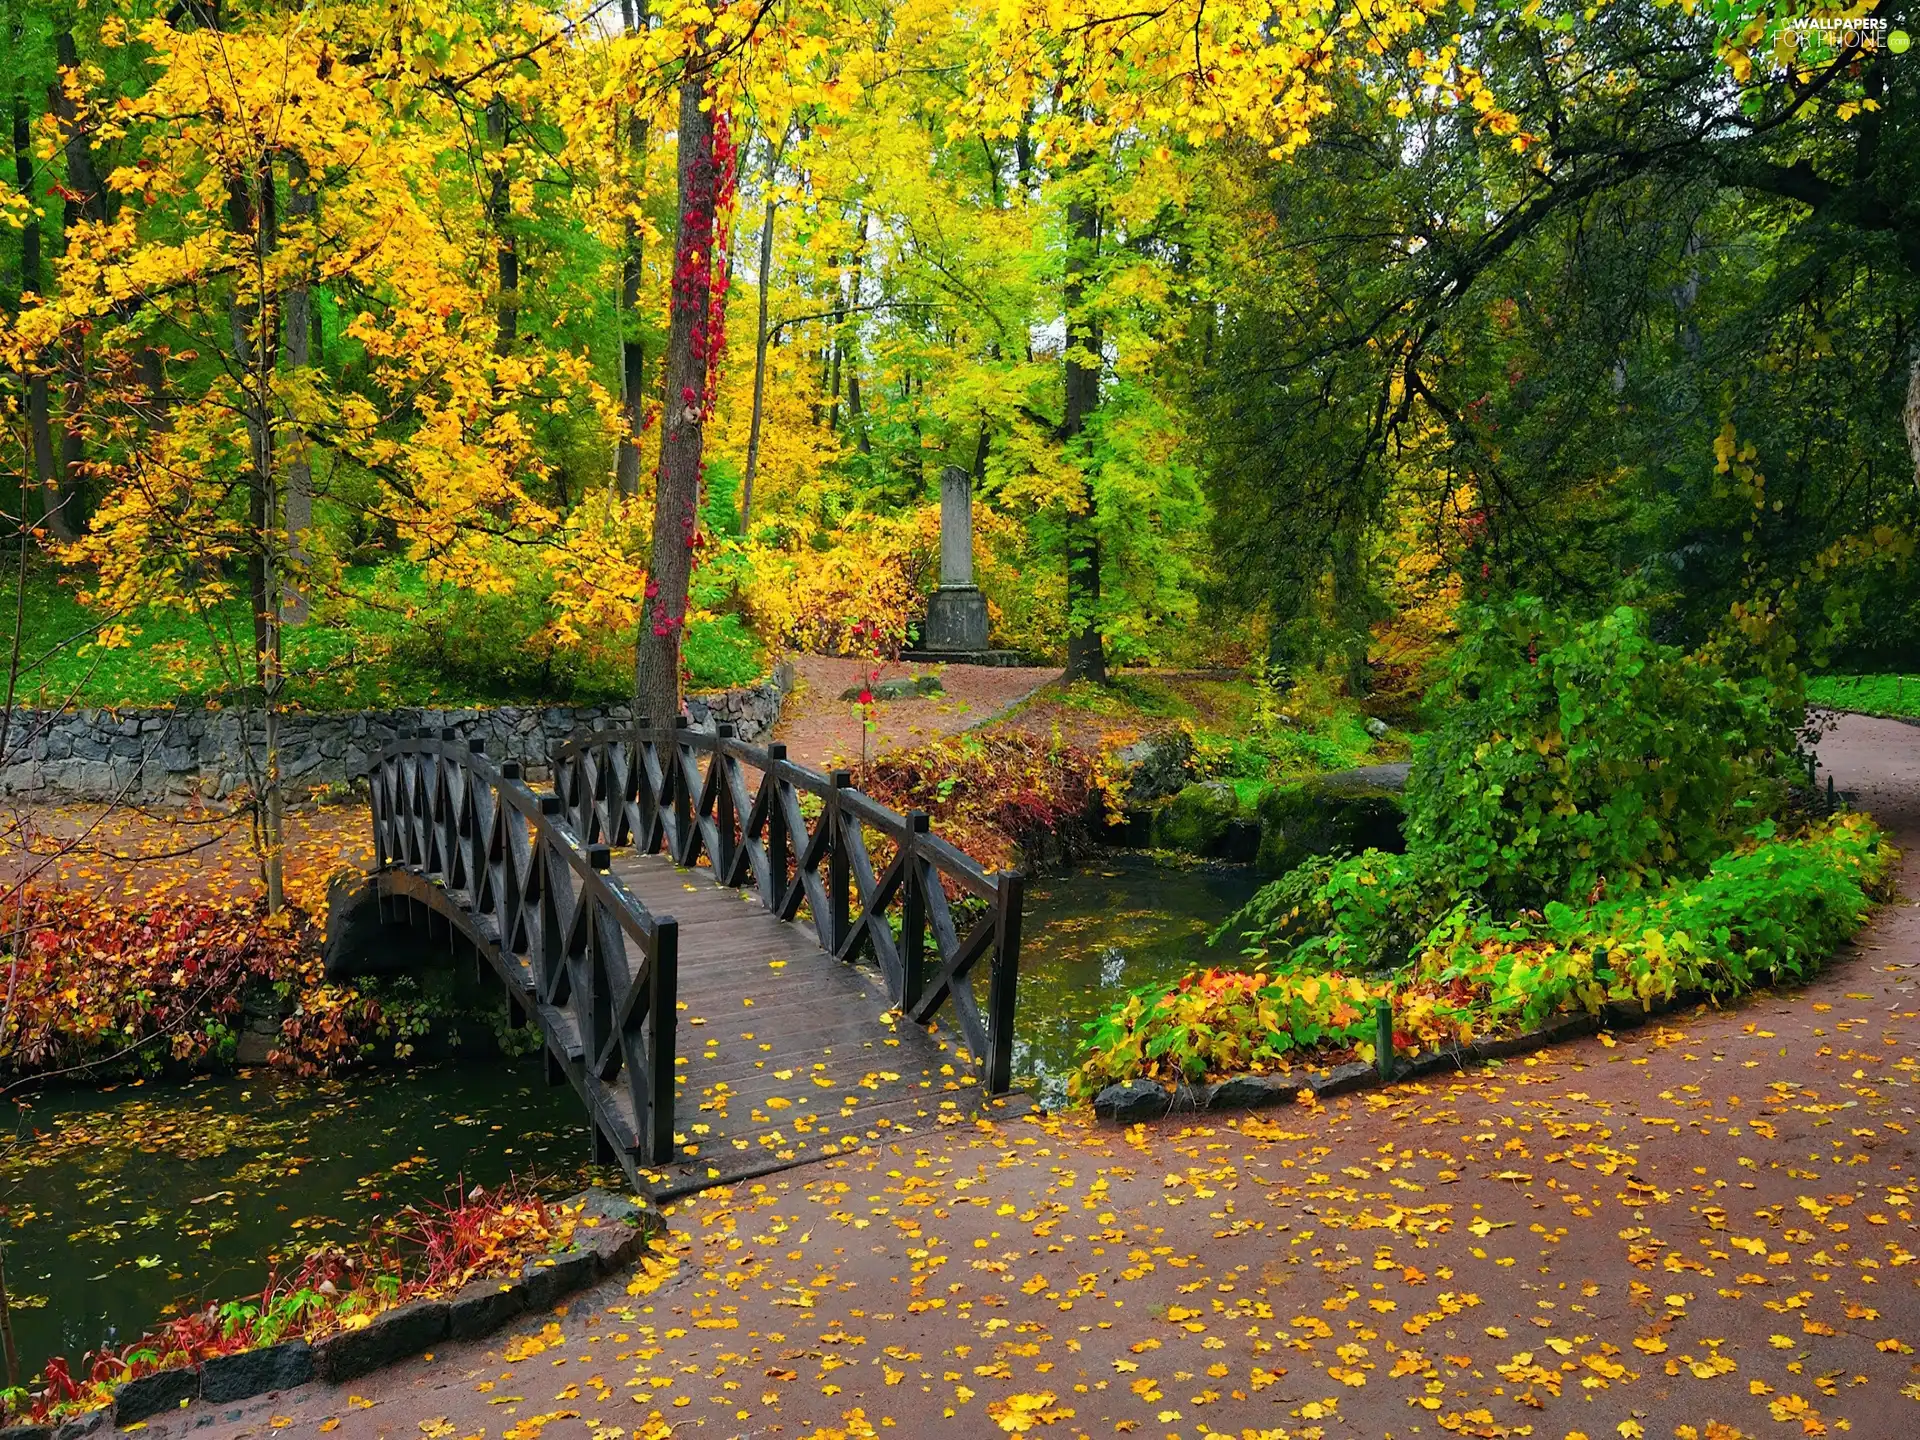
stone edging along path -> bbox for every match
[1090,993,1712,1125]
[0,1190,653,1440]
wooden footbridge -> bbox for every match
[358,723,1026,1197]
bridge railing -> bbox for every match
[554,721,1024,1094]
[370,730,679,1168]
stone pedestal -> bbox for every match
[923,584,990,652]
[922,465,991,653]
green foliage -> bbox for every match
[10,560,764,710]
[1079,814,1895,1093]
[1196,0,1920,676]
[1072,967,1383,1096]
[1215,848,1438,975]
[1409,813,1897,1036]
[1404,599,1797,911]
[1807,674,1920,722]
[681,612,766,690]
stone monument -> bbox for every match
[921,464,991,654]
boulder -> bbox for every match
[1092,1079,1173,1124]
[1152,781,1241,856]
[1207,1074,1304,1111]
[448,1277,527,1340]
[571,1190,651,1274]
[313,1300,448,1382]
[520,1248,599,1312]
[1309,1060,1379,1099]
[1254,774,1406,877]
[51,1416,110,1440]
[112,1367,199,1424]
[200,1341,313,1402]
[1114,731,1195,806]
[1365,717,1390,739]
[837,675,944,702]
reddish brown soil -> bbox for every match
[772,654,1062,770]
[131,712,1920,1439]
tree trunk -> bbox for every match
[835,212,868,448]
[11,90,60,538]
[281,153,315,623]
[229,166,285,914]
[635,74,728,723]
[1907,351,1920,498]
[616,0,650,496]
[1061,193,1106,684]
[742,191,778,532]
[487,100,519,357]
[42,32,105,543]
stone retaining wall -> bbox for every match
[0,666,791,802]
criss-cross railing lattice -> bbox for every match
[554,721,1025,1092]
[370,731,679,1169]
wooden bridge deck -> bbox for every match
[365,727,1028,1201]
[615,852,993,1198]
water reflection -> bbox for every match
[1,1061,599,1372]
[1010,852,1260,1107]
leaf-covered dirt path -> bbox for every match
[771,656,1061,771]
[145,715,1920,1439]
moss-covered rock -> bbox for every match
[1153,781,1242,855]
[1254,775,1406,876]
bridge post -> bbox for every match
[828,770,852,954]
[536,794,567,1003]
[985,871,1025,1094]
[901,811,929,1010]
[648,915,679,1164]
[715,723,737,882]
[461,737,487,899]
[672,717,694,865]
[765,743,789,911]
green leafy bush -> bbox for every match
[1076,814,1895,1094]
[1073,967,1385,1096]
[1213,848,1437,974]
[1404,599,1797,910]
[1406,813,1896,1036]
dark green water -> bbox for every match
[1,1062,599,1375]
[1012,852,1261,1107]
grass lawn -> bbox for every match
[1807,673,1920,721]
[4,563,764,711]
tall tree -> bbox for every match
[1060,184,1104,682]
[616,0,651,497]
[10,80,55,538]
[635,68,733,722]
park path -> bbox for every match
[140,713,1920,1439]
[770,655,1061,771]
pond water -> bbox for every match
[0,850,1256,1378]
[1010,851,1262,1107]
[1,1061,601,1376]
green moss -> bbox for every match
[1152,781,1242,854]
[1253,777,1406,877]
